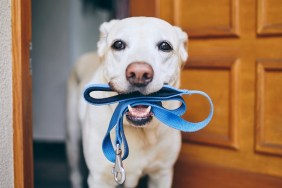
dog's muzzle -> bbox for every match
[124,62,154,126]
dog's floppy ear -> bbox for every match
[97,20,119,58]
[174,26,188,64]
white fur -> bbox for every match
[66,17,188,188]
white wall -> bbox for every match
[32,0,110,141]
[0,0,14,187]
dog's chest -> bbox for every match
[124,125,180,171]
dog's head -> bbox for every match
[98,17,188,126]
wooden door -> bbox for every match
[12,0,33,187]
[131,0,282,187]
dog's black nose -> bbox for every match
[126,62,154,87]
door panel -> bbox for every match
[174,0,239,37]
[256,60,282,156]
[181,58,239,149]
[257,0,282,35]
[131,0,282,187]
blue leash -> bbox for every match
[83,84,214,184]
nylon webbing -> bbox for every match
[84,84,214,163]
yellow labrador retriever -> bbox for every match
[67,17,188,188]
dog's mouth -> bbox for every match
[126,105,153,126]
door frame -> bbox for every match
[12,0,33,187]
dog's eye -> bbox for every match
[158,41,173,52]
[111,40,126,51]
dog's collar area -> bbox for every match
[83,84,214,184]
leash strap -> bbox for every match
[84,84,214,163]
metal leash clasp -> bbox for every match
[112,143,126,184]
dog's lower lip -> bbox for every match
[126,115,153,126]
[126,105,153,126]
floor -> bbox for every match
[34,142,282,188]
[34,142,147,188]
[34,142,72,188]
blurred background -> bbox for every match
[32,0,126,187]
[32,0,282,187]
[32,0,117,142]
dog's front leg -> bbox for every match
[148,168,173,188]
[123,171,142,188]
